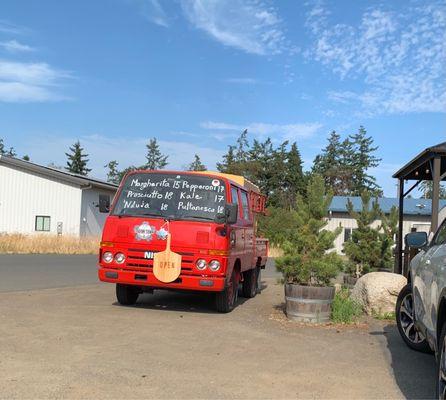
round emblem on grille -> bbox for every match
[134,222,156,241]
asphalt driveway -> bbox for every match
[0,255,437,399]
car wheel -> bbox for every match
[216,269,238,313]
[396,284,431,353]
[116,284,139,305]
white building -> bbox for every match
[326,196,446,254]
[0,155,118,237]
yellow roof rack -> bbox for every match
[189,170,261,193]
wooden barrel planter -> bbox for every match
[285,284,335,323]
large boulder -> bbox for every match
[351,272,407,315]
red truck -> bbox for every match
[98,170,269,312]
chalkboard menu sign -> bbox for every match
[112,173,226,221]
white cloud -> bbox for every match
[0,40,34,53]
[133,0,169,27]
[201,120,323,141]
[200,121,241,130]
[181,0,286,55]
[20,134,225,178]
[306,2,446,114]
[0,60,71,103]
[0,82,64,102]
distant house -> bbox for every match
[0,155,118,237]
[326,196,446,254]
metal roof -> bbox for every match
[393,141,446,181]
[329,196,446,216]
[0,155,118,191]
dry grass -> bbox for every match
[268,246,283,258]
[0,234,100,255]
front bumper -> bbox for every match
[98,267,225,292]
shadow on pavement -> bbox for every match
[382,324,436,399]
[112,279,268,314]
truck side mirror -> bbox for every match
[225,203,238,225]
[405,231,428,248]
[214,203,238,225]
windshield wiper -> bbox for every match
[140,212,163,217]
[116,212,162,218]
[178,215,214,221]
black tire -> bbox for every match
[396,284,431,353]
[437,322,446,399]
[116,284,139,306]
[216,269,238,313]
[242,267,258,298]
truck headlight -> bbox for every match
[102,251,113,263]
[208,260,221,271]
[114,253,126,264]
[196,259,207,270]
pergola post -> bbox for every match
[396,178,404,274]
[432,156,441,232]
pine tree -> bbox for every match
[283,142,305,207]
[349,126,382,195]
[343,191,383,276]
[188,154,206,171]
[235,129,249,162]
[143,138,168,170]
[217,145,237,173]
[104,160,121,184]
[267,141,289,207]
[217,129,250,176]
[419,181,446,199]
[0,138,16,157]
[246,138,275,196]
[65,141,91,176]
[312,131,353,195]
[275,175,343,286]
[117,166,137,182]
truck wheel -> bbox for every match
[242,267,258,298]
[395,284,431,353]
[216,269,238,313]
[116,284,139,306]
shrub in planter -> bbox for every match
[276,175,343,323]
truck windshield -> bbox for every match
[112,173,226,222]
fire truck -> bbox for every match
[98,170,269,312]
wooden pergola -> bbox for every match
[393,142,446,274]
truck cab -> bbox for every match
[98,170,268,312]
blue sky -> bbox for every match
[0,0,445,196]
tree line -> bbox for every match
[1,129,444,199]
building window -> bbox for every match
[35,216,51,232]
[98,194,111,213]
[344,228,354,242]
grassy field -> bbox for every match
[0,234,99,255]
[0,234,284,256]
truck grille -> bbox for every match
[125,248,195,274]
